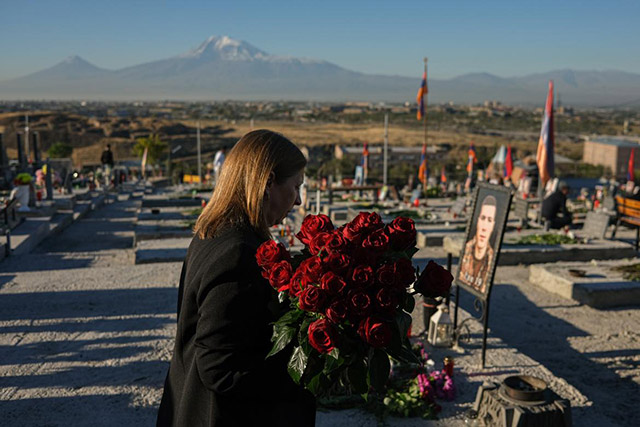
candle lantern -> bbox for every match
[427,303,453,347]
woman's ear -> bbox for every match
[264,171,275,199]
[266,172,275,188]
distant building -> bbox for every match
[583,137,640,178]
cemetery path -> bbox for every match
[0,197,182,426]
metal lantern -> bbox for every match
[427,303,453,347]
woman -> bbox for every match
[157,130,315,426]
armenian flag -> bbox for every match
[440,165,447,183]
[418,143,427,188]
[536,80,555,186]
[629,147,635,182]
[466,142,477,175]
[361,142,369,182]
[504,145,513,179]
[416,72,427,120]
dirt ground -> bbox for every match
[0,198,638,426]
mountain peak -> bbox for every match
[181,35,267,60]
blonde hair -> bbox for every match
[194,129,306,239]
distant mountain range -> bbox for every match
[1,35,639,106]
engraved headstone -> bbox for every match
[581,211,610,239]
[513,198,529,224]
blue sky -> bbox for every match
[0,0,638,81]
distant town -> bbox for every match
[0,99,638,190]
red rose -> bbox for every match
[325,230,349,254]
[375,287,399,313]
[352,212,384,231]
[268,261,293,292]
[393,258,416,289]
[256,240,290,269]
[362,228,390,253]
[296,214,334,246]
[299,286,328,312]
[308,318,337,354]
[325,252,352,275]
[414,260,453,298]
[343,221,366,245]
[320,271,348,295]
[358,317,392,348]
[376,263,397,288]
[349,289,372,317]
[326,299,349,324]
[309,232,332,256]
[350,265,374,288]
[298,256,324,282]
[289,271,314,296]
[386,217,417,251]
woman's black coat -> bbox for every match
[156,225,315,426]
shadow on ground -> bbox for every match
[455,282,639,426]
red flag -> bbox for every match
[536,80,555,186]
[466,142,477,175]
[629,147,635,182]
[418,143,427,188]
[504,145,513,179]
[440,165,447,183]
[361,142,369,182]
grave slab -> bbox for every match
[134,237,191,264]
[443,235,636,265]
[529,260,640,308]
[134,219,194,243]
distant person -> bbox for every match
[541,181,572,229]
[101,144,115,187]
[213,146,226,184]
[459,195,497,294]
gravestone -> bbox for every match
[450,197,467,216]
[581,211,611,239]
[602,195,616,212]
[513,198,529,225]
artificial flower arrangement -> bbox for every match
[384,341,455,419]
[14,173,33,186]
[256,212,453,405]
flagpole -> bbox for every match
[383,113,389,186]
[423,57,428,202]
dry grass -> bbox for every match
[180,119,580,159]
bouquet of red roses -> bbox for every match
[256,212,453,396]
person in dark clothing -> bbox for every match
[157,130,315,427]
[541,181,572,229]
[100,144,114,187]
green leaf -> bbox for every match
[402,294,416,313]
[404,246,420,259]
[323,353,344,374]
[298,317,313,346]
[347,360,368,394]
[277,309,304,326]
[368,349,391,393]
[267,323,296,358]
[287,346,308,384]
[396,311,413,338]
[302,352,325,384]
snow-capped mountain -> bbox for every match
[1,36,639,105]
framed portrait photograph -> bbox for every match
[456,183,512,300]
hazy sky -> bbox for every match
[1,0,638,81]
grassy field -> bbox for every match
[181,118,584,160]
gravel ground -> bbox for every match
[0,198,638,426]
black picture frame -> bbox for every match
[456,182,512,301]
